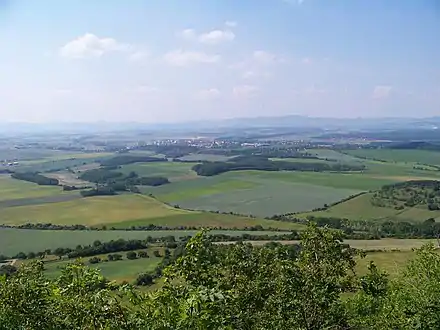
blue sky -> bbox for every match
[0,0,439,123]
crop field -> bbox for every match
[0,228,292,256]
[0,148,75,161]
[0,175,68,201]
[178,153,232,162]
[356,250,417,276]
[0,194,192,226]
[15,155,112,173]
[42,246,167,282]
[298,192,440,222]
[306,149,364,164]
[0,193,302,230]
[342,149,440,165]
[138,167,426,217]
[45,255,162,283]
[45,171,91,186]
[140,171,366,217]
[232,238,436,250]
[120,162,197,181]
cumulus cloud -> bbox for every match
[199,29,235,44]
[163,50,221,66]
[178,28,235,45]
[59,33,130,59]
[372,85,392,99]
[233,85,259,98]
[128,51,149,62]
[178,29,197,40]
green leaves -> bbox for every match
[3,226,440,329]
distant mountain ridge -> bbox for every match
[1,116,440,134]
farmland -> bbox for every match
[0,175,74,201]
[119,161,197,181]
[140,170,399,217]
[0,194,301,230]
[42,248,165,283]
[0,227,291,256]
[343,148,440,165]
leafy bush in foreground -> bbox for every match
[1,225,440,329]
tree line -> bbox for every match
[2,225,440,328]
[99,155,167,167]
[78,168,170,197]
[6,231,302,261]
[11,172,59,186]
[192,155,365,176]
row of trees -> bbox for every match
[11,172,59,185]
[99,155,167,167]
[2,225,440,328]
[8,231,302,261]
[192,156,365,176]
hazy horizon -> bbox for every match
[1,0,439,123]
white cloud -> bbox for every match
[225,21,238,27]
[59,33,130,59]
[164,50,221,66]
[194,88,221,100]
[302,57,312,64]
[178,29,197,40]
[178,28,235,45]
[128,51,149,62]
[253,50,282,64]
[372,85,392,99]
[199,30,235,44]
[233,85,259,98]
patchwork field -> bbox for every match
[0,228,291,256]
[0,175,71,201]
[120,162,197,181]
[177,153,232,162]
[0,193,302,230]
[233,238,436,250]
[343,149,440,165]
[298,192,440,222]
[42,249,165,283]
[140,169,402,217]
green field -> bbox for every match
[297,192,440,222]
[120,162,197,181]
[0,175,73,201]
[356,250,417,276]
[178,153,232,162]
[343,149,440,165]
[0,193,303,230]
[0,228,292,256]
[140,170,398,217]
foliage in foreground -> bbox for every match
[2,225,440,329]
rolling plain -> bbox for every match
[2,144,440,283]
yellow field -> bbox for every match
[0,194,191,225]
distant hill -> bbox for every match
[1,116,440,134]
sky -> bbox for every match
[0,0,439,123]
